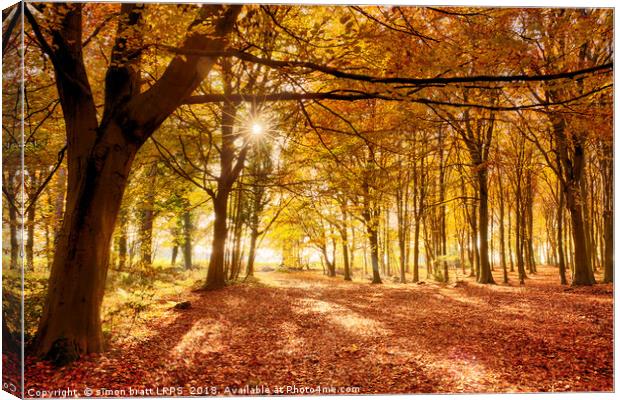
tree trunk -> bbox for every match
[246,228,259,277]
[477,168,495,284]
[228,184,244,280]
[367,226,382,283]
[171,245,178,266]
[342,239,352,281]
[508,206,514,273]
[7,173,19,270]
[26,186,36,271]
[182,210,192,270]
[45,195,53,270]
[206,192,229,289]
[35,123,139,364]
[138,163,157,267]
[32,3,240,363]
[557,186,568,285]
[601,142,613,283]
[471,204,479,278]
[204,82,248,288]
[566,188,594,285]
[118,209,128,271]
[350,224,356,276]
[516,186,527,285]
[526,172,537,274]
[340,207,352,281]
[498,173,508,283]
[321,244,336,277]
[603,208,613,283]
[245,185,260,278]
[412,219,420,282]
[550,116,595,285]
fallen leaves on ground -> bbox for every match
[24,266,613,395]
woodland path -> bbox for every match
[25,267,613,395]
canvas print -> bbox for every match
[2,2,613,397]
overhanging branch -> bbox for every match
[162,45,613,86]
[184,83,612,111]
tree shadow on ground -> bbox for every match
[24,266,612,394]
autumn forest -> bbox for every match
[1,2,614,396]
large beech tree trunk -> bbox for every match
[35,124,139,365]
[30,3,241,362]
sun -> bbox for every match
[251,122,264,136]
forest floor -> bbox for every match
[24,265,613,395]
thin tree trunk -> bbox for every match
[557,185,568,285]
[7,168,19,270]
[182,210,192,270]
[477,168,495,284]
[246,228,259,277]
[171,245,178,266]
[138,163,157,267]
[603,208,613,283]
[245,188,261,278]
[600,142,613,283]
[498,173,508,283]
[118,209,128,271]
[26,187,36,270]
[206,192,230,289]
[205,94,247,288]
[526,172,537,274]
[340,206,352,281]
[412,219,421,283]
[228,182,244,280]
[367,226,382,283]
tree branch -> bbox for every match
[184,83,612,111]
[162,45,612,86]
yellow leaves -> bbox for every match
[116,287,129,299]
[343,343,360,353]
